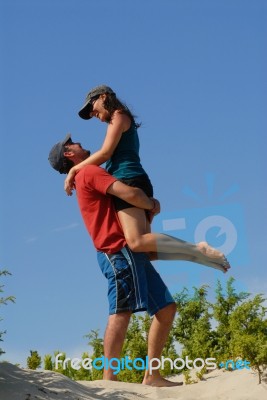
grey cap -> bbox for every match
[48,134,73,174]
[78,85,115,120]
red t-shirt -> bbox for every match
[74,165,127,253]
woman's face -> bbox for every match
[90,94,110,122]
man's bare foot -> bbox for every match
[103,373,118,381]
[142,376,183,387]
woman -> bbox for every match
[65,84,154,244]
[64,85,230,271]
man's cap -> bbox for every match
[78,85,115,120]
[48,134,73,174]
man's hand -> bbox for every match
[107,181,161,219]
[150,197,160,214]
[64,168,76,196]
[147,197,160,223]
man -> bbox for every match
[48,135,230,386]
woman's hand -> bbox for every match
[64,168,77,196]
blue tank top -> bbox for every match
[105,121,146,179]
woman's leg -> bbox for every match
[117,207,151,249]
[149,252,229,272]
[118,208,230,272]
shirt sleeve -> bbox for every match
[84,165,117,195]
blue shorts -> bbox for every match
[97,246,174,316]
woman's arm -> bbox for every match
[64,112,131,195]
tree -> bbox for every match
[0,270,15,356]
[74,352,93,381]
[84,329,104,380]
[53,351,76,379]
[173,285,215,361]
[27,350,42,370]
[212,277,250,360]
[229,293,267,383]
[44,351,90,380]
[44,354,53,370]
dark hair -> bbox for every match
[61,146,75,174]
[102,93,141,128]
[61,158,74,174]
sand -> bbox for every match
[0,362,266,400]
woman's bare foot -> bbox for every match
[197,241,223,258]
[203,258,231,273]
[196,242,231,273]
[142,375,183,387]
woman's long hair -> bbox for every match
[102,93,141,128]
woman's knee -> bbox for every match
[125,236,144,252]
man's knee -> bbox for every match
[107,311,132,330]
[165,302,177,319]
[155,303,177,322]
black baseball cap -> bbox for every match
[48,134,73,174]
[78,85,115,120]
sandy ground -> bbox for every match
[0,362,266,400]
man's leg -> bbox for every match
[143,303,182,386]
[103,311,132,380]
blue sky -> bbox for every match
[1,0,266,368]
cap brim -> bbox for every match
[78,101,93,120]
[62,133,72,145]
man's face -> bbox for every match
[64,142,91,160]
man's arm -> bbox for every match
[107,181,160,213]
